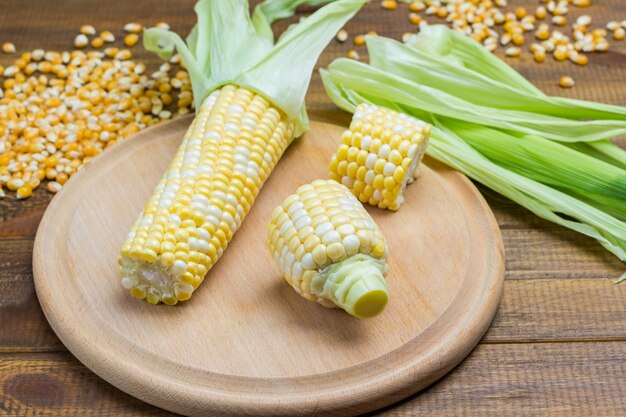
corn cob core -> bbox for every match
[268,179,389,318]
[329,104,431,211]
[119,85,294,305]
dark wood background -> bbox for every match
[1,0,625,415]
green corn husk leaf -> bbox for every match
[398,26,626,170]
[320,37,626,280]
[143,0,367,136]
[439,119,626,218]
[326,49,626,143]
[405,25,626,121]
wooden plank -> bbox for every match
[2,342,625,416]
[0,238,63,352]
[502,230,625,280]
[0,353,171,416]
[484,279,626,343]
[376,341,626,416]
[0,187,52,237]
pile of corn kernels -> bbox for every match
[0,23,192,200]
[338,0,626,89]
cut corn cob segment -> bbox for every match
[268,179,390,318]
[119,85,294,305]
[328,104,431,211]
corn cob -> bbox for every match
[119,85,294,304]
[268,179,390,318]
[119,0,367,304]
[328,104,431,211]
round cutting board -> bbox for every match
[33,116,504,416]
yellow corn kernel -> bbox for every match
[354,34,366,46]
[559,76,575,88]
[124,34,139,47]
[381,0,397,10]
[74,34,88,48]
[101,30,115,43]
[347,49,360,60]
[533,50,546,63]
[91,37,104,48]
[80,25,96,35]
[2,42,16,54]
[409,1,425,12]
[409,13,421,25]
[336,29,348,43]
[124,22,143,33]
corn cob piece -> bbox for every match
[328,104,431,211]
[119,85,294,305]
[268,179,390,318]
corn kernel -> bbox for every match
[101,31,115,43]
[80,25,96,35]
[347,50,360,60]
[91,37,104,48]
[354,34,366,46]
[74,34,88,48]
[559,76,575,88]
[124,22,143,33]
[381,0,397,10]
[409,1,425,12]
[336,29,348,43]
[2,42,16,54]
[124,34,139,47]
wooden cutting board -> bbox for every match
[33,116,504,416]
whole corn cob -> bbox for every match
[328,104,431,210]
[119,0,367,304]
[268,179,390,318]
[120,85,293,304]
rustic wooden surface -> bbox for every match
[1,0,625,415]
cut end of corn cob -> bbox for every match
[268,179,389,318]
[329,104,431,211]
[119,85,294,305]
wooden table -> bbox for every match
[1,0,625,415]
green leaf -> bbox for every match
[144,0,366,135]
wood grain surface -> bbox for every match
[32,118,503,416]
[1,0,625,415]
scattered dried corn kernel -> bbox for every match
[535,6,547,19]
[336,29,348,43]
[80,25,96,36]
[559,76,575,88]
[124,33,139,47]
[91,37,104,48]
[347,49,360,60]
[2,42,16,54]
[614,28,625,41]
[381,0,397,10]
[0,27,193,200]
[354,34,366,46]
[409,1,425,12]
[124,22,143,33]
[101,31,115,43]
[409,13,421,25]
[74,34,88,48]
[155,22,170,30]
[505,46,521,57]
[534,50,546,62]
